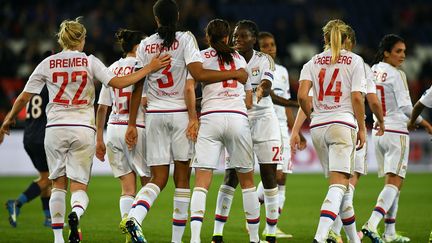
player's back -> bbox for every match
[137,31,202,111]
[302,49,366,128]
[24,50,114,128]
[372,61,411,131]
[199,47,249,114]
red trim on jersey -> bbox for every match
[146,109,188,113]
[108,122,145,128]
[200,110,248,117]
[46,124,96,131]
[310,120,356,129]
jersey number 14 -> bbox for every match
[318,68,342,102]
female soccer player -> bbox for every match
[297,19,367,243]
[0,17,170,243]
[361,34,432,243]
[212,20,281,243]
[122,1,247,243]
[95,29,151,242]
[256,31,304,239]
[188,18,260,243]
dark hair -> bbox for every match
[153,0,178,49]
[234,20,259,49]
[373,34,405,64]
[206,19,235,64]
[115,29,145,56]
[258,31,274,41]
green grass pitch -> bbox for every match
[0,173,431,242]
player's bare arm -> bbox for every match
[95,104,108,161]
[297,79,312,119]
[245,90,253,109]
[125,79,144,149]
[290,107,308,156]
[0,92,34,141]
[351,91,366,149]
[185,78,198,142]
[108,54,171,89]
[408,101,426,131]
[187,62,248,84]
[256,79,271,103]
[270,91,298,107]
[366,93,385,135]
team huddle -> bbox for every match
[1,0,431,243]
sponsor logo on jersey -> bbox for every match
[217,91,240,97]
[156,90,179,97]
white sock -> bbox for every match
[50,188,66,243]
[190,187,207,243]
[340,184,360,243]
[278,184,286,217]
[119,195,134,219]
[172,188,191,243]
[367,184,398,231]
[130,183,160,224]
[314,184,346,242]
[213,185,235,236]
[331,215,343,236]
[71,190,89,220]
[256,181,264,204]
[242,187,260,243]
[384,191,400,236]
[264,187,279,236]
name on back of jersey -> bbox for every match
[49,57,88,68]
[144,40,179,54]
[314,55,352,65]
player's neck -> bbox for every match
[240,49,254,63]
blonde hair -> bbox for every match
[57,17,86,49]
[322,19,351,64]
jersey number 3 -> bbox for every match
[318,68,342,102]
[157,64,174,88]
[53,71,88,105]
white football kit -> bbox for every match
[246,50,281,164]
[272,64,293,173]
[23,50,115,184]
[191,47,254,172]
[136,31,202,165]
[98,56,150,178]
[372,62,411,178]
[300,49,367,177]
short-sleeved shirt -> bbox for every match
[419,85,432,108]
[23,50,115,129]
[98,56,145,127]
[246,50,276,118]
[272,64,290,122]
[136,31,203,112]
[196,47,251,116]
[299,49,367,129]
[372,62,412,132]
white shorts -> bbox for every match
[277,123,293,173]
[311,124,356,177]
[249,114,282,164]
[106,124,150,178]
[145,112,193,166]
[192,113,253,172]
[354,130,367,175]
[44,126,95,185]
[372,131,409,178]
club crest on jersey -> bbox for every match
[251,67,260,76]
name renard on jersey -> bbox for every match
[144,40,180,54]
[314,55,352,65]
[49,57,88,68]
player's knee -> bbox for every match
[223,169,239,188]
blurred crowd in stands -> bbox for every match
[1,0,432,127]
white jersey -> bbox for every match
[137,31,202,112]
[272,64,290,122]
[246,50,276,118]
[98,56,145,127]
[198,47,252,116]
[372,62,411,133]
[299,49,366,129]
[23,50,115,129]
[419,85,432,108]
[365,64,377,94]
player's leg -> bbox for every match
[259,163,279,242]
[51,176,68,243]
[190,169,213,243]
[39,171,52,227]
[119,173,137,219]
[237,170,260,243]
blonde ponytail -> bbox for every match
[330,24,342,64]
[322,19,351,64]
[57,17,86,50]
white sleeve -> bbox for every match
[419,86,432,108]
[23,60,48,94]
[260,54,275,83]
[97,85,112,106]
[136,40,148,68]
[89,55,116,86]
[183,32,203,65]
[299,60,313,83]
[393,70,412,108]
[283,67,291,99]
[364,64,377,94]
[351,57,367,93]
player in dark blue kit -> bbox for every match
[3,51,52,228]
